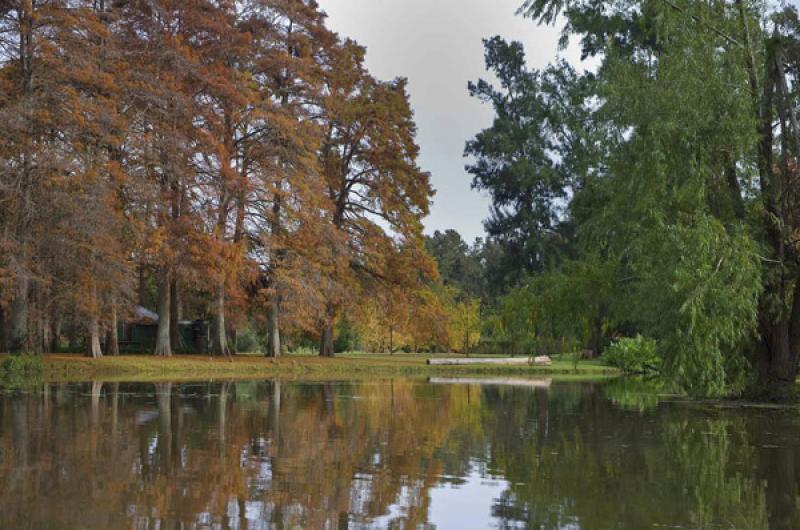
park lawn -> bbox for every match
[38,352,618,383]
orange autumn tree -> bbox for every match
[356,240,440,353]
[316,41,434,356]
[0,1,134,356]
[0,1,438,358]
[190,3,256,358]
[115,1,197,357]
[244,0,336,358]
[116,0,245,357]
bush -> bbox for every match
[2,354,44,375]
[1,354,44,390]
[334,319,360,353]
[236,329,259,353]
[602,335,660,374]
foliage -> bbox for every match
[632,217,761,395]
[0,1,435,360]
[603,336,659,375]
[1,354,44,376]
[425,230,486,299]
[447,295,482,354]
[235,330,259,354]
[466,0,800,397]
[334,318,361,354]
[0,354,44,391]
[479,257,613,356]
[465,38,591,281]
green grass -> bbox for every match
[32,352,619,383]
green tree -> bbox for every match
[465,37,598,283]
[468,0,800,396]
[425,229,485,299]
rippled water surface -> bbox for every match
[2,378,800,529]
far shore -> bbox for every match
[16,352,620,383]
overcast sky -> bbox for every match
[316,0,584,243]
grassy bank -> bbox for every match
[35,352,618,383]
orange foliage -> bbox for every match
[0,0,437,357]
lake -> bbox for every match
[1,378,799,529]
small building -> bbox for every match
[119,306,209,354]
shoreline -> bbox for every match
[31,353,619,383]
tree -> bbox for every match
[246,0,336,358]
[448,294,481,355]
[0,1,134,356]
[316,42,434,356]
[113,1,242,356]
[425,230,485,300]
[465,38,595,284]
[190,2,254,359]
[0,1,435,360]
[482,0,800,396]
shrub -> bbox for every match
[1,354,44,390]
[2,354,44,376]
[235,330,259,353]
[334,319,360,353]
[602,335,660,374]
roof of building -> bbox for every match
[133,305,159,322]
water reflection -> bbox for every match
[0,379,799,529]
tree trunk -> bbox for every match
[320,325,335,357]
[50,317,60,354]
[88,311,103,359]
[266,297,281,358]
[749,41,793,395]
[67,326,78,352]
[107,295,119,356]
[138,264,148,308]
[169,277,180,352]
[212,282,230,358]
[767,322,794,381]
[757,279,800,388]
[40,309,50,355]
[154,269,172,357]
[26,282,44,355]
[587,311,603,358]
[266,188,284,358]
[0,306,6,353]
[9,4,34,354]
[9,273,29,354]
[755,317,800,397]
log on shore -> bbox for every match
[429,377,552,388]
[426,356,552,366]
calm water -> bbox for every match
[1,378,799,530]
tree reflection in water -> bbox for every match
[0,379,798,529]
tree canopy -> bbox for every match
[467,0,800,396]
[0,0,435,359]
